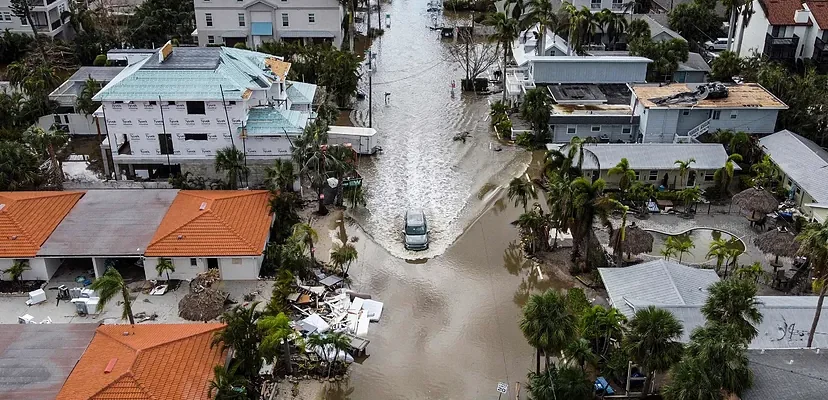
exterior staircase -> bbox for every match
[673,118,711,143]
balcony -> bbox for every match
[813,37,828,71]
[764,33,799,62]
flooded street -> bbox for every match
[352,1,528,258]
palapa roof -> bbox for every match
[57,324,226,400]
[754,227,800,258]
[609,223,654,255]
[732,187,779,214]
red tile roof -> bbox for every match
[57,323,226,400]
[808,1,828,28]
[760,0,812,26]
[0,191,84,257]
[144,190,272,257]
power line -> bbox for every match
[371,60,450,86]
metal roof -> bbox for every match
[93,47,286,101]
[66,67,126,83]
[0,323,98,400]
[287,81,317,105]
[244,107,309,135]
[573,143,737,171]
[598,260,720,318]
[38,189,179,257]
[743,349,828,400]
[676,52,711,72]
[760,130,828,204]
[630,14,684,41]
[658,296,828,348]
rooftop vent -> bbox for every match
[0,204,5,212]
[10,235,17,240]
[177,235,184,240]
[795,9,811,24]
[199,202,207,210]
[104,358,118,373]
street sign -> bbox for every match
[496,382,508,394]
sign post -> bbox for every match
[496,382,508,399]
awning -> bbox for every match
[280,30,336,38]
[251,22,273,36]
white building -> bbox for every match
[736,0,828,70]
[193,0,344,49]
[0,0,71,39]
[41,66,125,136]
[93,43,316,181]
[630,82,787,143]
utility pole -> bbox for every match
[367,0,373,128]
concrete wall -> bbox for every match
[737,1,770,57]
[0,257,60,281]
[38,113,99,136]
[550,123,636,143]
[218,256,262,280]
[146,257,207,281]
[179,158,285,186]
[145,256,262,280]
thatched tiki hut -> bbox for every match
[609,222,654,262]
[732,187,778,221]
[754,227,800,266]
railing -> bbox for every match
[816,37,827,52]
[674,117,711,143]
[764,33,799,60]
[50,19,61,30]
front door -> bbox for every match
[687,171,697,187]
[207,258,219,270]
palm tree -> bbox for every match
[623,306,684,396]
[258,312,295,374]
[90,267,135,325]
[507,176,537,210]
[75,77,101,116]
[155,258,175,281]
[526,0,561,55]
[714,153,743,195]
[291,223,319,265]
[521,87,552,142]
[486,11,520,102]
[24,127,67,188]
[570,177,616,267]
[330,242,358,276]
[675,186,701,214]
[212,303,263,386]
[660,246,677,260]
[215,146,249,190]
[686,324,754,396]
[209,365,249,400]
[728,130,750,156]
[666,235,694,263]
[562,4,597,54]
[3,260,30,286]
[626,18,650,42]
[581,305,627,358]
[514,205,551,254]
[564,338,597,371]
[326,332,351,377]
[607,157,636,194]
[0,140,41,191]
[734,261,765,283]
[526,368,557,400]
[702,279,763,343]
[796,221,828,348]
[661,352,725,400]
[673,158,696,188]
[707,237,730,273]
[520,289,578,373]
[546,172,574,249]
[264,159,295,192]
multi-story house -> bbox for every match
[92,43,317,182]
[630,82,787,143]
[193,0,344,49]
[737,0,828,71]
[40,66,125,136]
[0,0,71,39]
[568,0,628,12]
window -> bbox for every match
[190,258,198,266]
[282,13,289,27]
[184,133,209,141]
[567,125,577,134]
[238,13,245,27]
[591,0,601,9]
[232,258,242,265]
[0,12,11,22]
[633,171,641,180]
[208,35,215,44]
[20,17,27,26]
[308,13,316,24]
[148,101,156,106]
[591,126,601,132]
[186,101,206,115]
[682,109,690,116]
[53,115,61,125]
[228,101,236,105]
[704,171,715,182]
[711,110,721,120]
[649,170,658,181]
[58,4,65,14]
[168,101,175,105]
[612,0,623,9]
[159,134,174,155]
[730,110,738,119]
[205,13,213,27]
[114,101,124,104]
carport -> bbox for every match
[37,189,179,280]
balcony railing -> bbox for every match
[764,33,799,61]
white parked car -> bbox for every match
[705,38,729,51]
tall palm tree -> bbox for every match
[666,235,694,263]
[155,258,175,281]
[796,221,828,348]
[626,18,650,42]
[520,289,578,373]
[675,186,702,214]
[570,177,616,267]
[209,365,249,400]
[707,237,731,274]
[514,204,551,253]
[258,312,295,374]
[661,351,726,400]
[326,332,351,377]
[526,0,561,55]
[0,140,41,191]
[623,306,684,396]
[581,305,627,358]
[607,157,636,194]
[3,260,30,287]
[24,127,67,188]
[507,176,537,210]
[215,146,249,190]
[714,153,742,195]
[562,4,597,54]
[564,338,597,371]
[546,172,574,249]
[330,242,358,276]
[265,159,295,192]
[291,223,319,265]
[90,267,135,325]
[212,303,263,386]
[701,279,763,343]
[486,11,520,102]
[673,158,696,188]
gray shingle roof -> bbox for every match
[598,260,720,318]
[66,66,126,83]
[743,349,828,400]
[676,52,711,72]
[573,143,737,171]
[759,130,828,203]
[657,296,828,349]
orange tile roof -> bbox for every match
[144,190,272,257]
[265,58,291,82]
[0,191,84,257]
[57,323,226,400]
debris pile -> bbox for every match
[178,288,228,321]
